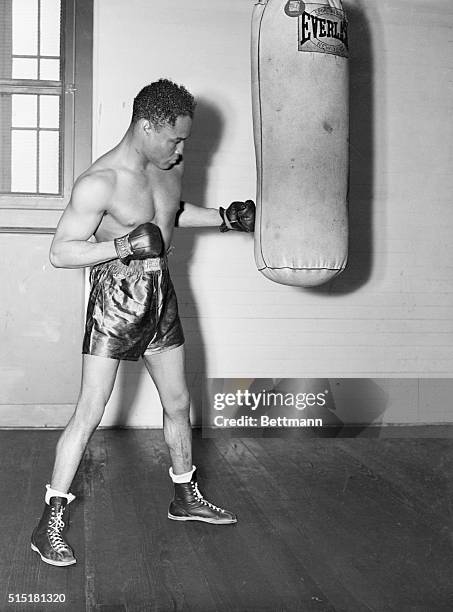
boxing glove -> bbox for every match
[219,200,256,233]
[114,222,163,264]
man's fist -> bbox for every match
[114,222,164,264]
[219,200,255,233]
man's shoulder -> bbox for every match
[76,164,117,191]
[69,165,116,213]
[71,165,117,212]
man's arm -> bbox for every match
[175,201,220,228]
[176,200,255,232]
[49,174,116,269]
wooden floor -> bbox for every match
[1,429,452,612]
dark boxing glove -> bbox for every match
[114,222,163,264]
[219,199,255,233]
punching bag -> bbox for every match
[251,0,349,287]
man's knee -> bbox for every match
[162,389,190,420]
[71,394,106,436]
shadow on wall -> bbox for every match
[112,98,226,426]
[309,0,379,296]
[272,377,388,438]
[329,378,389,437]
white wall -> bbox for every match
[3,0,447,428]
[2,1,451,429]
[0,232,85,426]
[89,0,453,427]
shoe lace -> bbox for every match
[191,481,224,513]
[47,507,69,553]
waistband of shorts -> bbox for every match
[92,255,168,277]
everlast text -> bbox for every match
[298,6,348,57]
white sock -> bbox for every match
[45,484,76,505]
[169,465,196,484]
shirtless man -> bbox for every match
[31,79,255,566]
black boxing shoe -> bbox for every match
[31,497,76,566]
[168,470,237,525]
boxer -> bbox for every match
[31,79,255,566]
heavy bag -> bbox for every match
[251,0,349,287]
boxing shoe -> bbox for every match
[31,490,76,566]
[168,469,237,525]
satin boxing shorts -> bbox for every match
[82,256,184,361]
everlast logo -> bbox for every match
[295,5,349,58]
[301,10,348,47]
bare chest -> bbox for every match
[96,169,182,241]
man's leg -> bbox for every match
[51,354,120,491]
[143,345,236,524]
[143,345,192,474]
[31,354,120,566]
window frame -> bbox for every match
[0,0,92,212]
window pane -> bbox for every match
[40,0,61,56]
[39,58,60,80]
[12,57,38,79]
[39,130,59,193]
[39,95,59,128]
[12,0,38,55]
[11,130,37,192]
[12,94,37,127]
[1,93,62,195]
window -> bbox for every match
[0,0,92,210]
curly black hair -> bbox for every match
[131,78,195,129]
